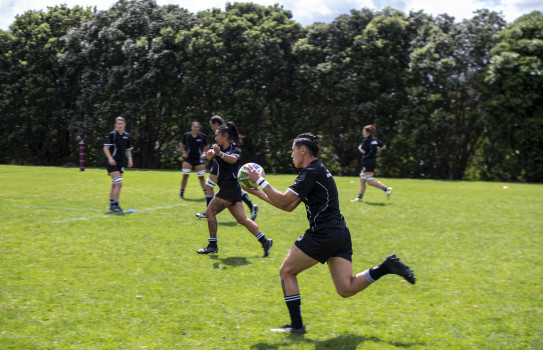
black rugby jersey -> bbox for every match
[181,132,208,158]
[216,143,241,188]
[104,131,132,166]
[361,137,384,160]
[289,159,346,232]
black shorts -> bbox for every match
[215,185,242,204]
[107,164,124,174]
[362,158,377,173]
[295,227,353,264]
[183,157,204,167]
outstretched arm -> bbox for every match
[242,165,302,212]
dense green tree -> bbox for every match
[399,10,505,179]
[60,0,197,168]
[181,3,303,172]
[0,2,540,181]
[483,11,543,181]
[292,8,412,175]
[0,5,93,165]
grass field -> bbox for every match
[0,164,542,349]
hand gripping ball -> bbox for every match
[237,163,265,189]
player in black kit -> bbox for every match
[195,115,259,220]
[243,133,415,334]
[196,121,272,257]
[353,124,392,202]
[103,116,133,213]
[179,121,209,199]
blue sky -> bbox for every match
[1,0,541,30]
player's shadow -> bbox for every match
[210,255,251,269]
[181,197,205,202]
[218,221,239,227]
[251,333,425,349]
[363,201,388,206]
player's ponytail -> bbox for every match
[218,121,244,145]
[294,133,321,157]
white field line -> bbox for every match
[50,203,189,223]
[9,205,104,211]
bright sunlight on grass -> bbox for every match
[0,165,541,349]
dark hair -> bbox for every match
[115,116,126,123]
[363,125,376,137]
[191,121,200,128]
[210,115,224,126]
[217,121,244,145]
[294,133,321,157]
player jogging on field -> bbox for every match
[243,132,415,334]
[354,124,392,202]
[196,121,272,257]
[195,115,259,220]
[179,121,209,199]
[103,116,133,213]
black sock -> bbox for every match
[241,192,253,210]
[256,232,266,244]
[382,186,387,191]
[358,194,363,199]
[285,294,303,329]
[208,237,217,246]
[206,195,213,206]
[110,200,118,206]
[180,189,185,195]
[368,263,391,281]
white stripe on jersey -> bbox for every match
[310,180,329,231]
[288,188,299,196]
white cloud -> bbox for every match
[0,0,541,30]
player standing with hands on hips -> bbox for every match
[196,121,272,257]
[103,116,133,213]
[242,133,415,334]
[179,121,209,199]
[354,124,392,202]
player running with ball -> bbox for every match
[196,121,272,257]
[242,133,415,334]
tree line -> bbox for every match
[1,0,541,181]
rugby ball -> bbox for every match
[238,163,265,189]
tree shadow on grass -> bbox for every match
[210,255,251,269]
[251,333,425,350]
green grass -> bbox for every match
[0,164,542,349]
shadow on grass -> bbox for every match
[180,197,205,202]
[251,333,425,349]
[209,255,251,269]
[218,221,239,227]
[363,201,389,206]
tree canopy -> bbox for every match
[1,1,541,181]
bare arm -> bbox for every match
[213,144,238,164]
[179,142,188,158]
[126,149,133,168]
[242,165,302,212]
[103,146,116,165]
[242,184,301,212]
[202,145,210,159]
